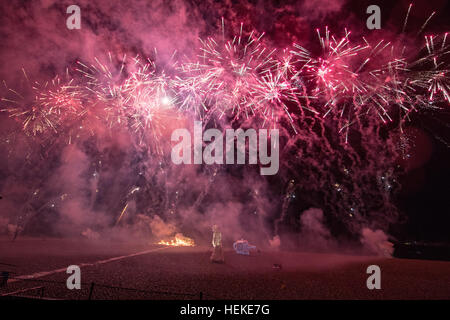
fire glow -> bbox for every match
[157,233,195,247]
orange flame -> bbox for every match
[158,233,195,247]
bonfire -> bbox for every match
[158,233,195,247]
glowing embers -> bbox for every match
[157,233,195,247]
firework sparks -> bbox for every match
[1,69,83,136]
[177,20,278,122]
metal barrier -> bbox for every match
[1,286,46,299]
[0,276,205,300]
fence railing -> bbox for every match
[0,274,206,300]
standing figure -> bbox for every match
[210,225,224,263]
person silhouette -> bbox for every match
[210,225,224,263]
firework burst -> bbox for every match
[1,69,83,136]
[178,19,278,123]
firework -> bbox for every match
[177,19,277,122]
[76,53,179,153]
[249,70,302,132]
[76,53,128,128]
[2,16,447,140]
[289,26,449,138]
[1,69,83,136]
[123,57,176,147]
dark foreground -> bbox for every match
[0,238,449,300]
